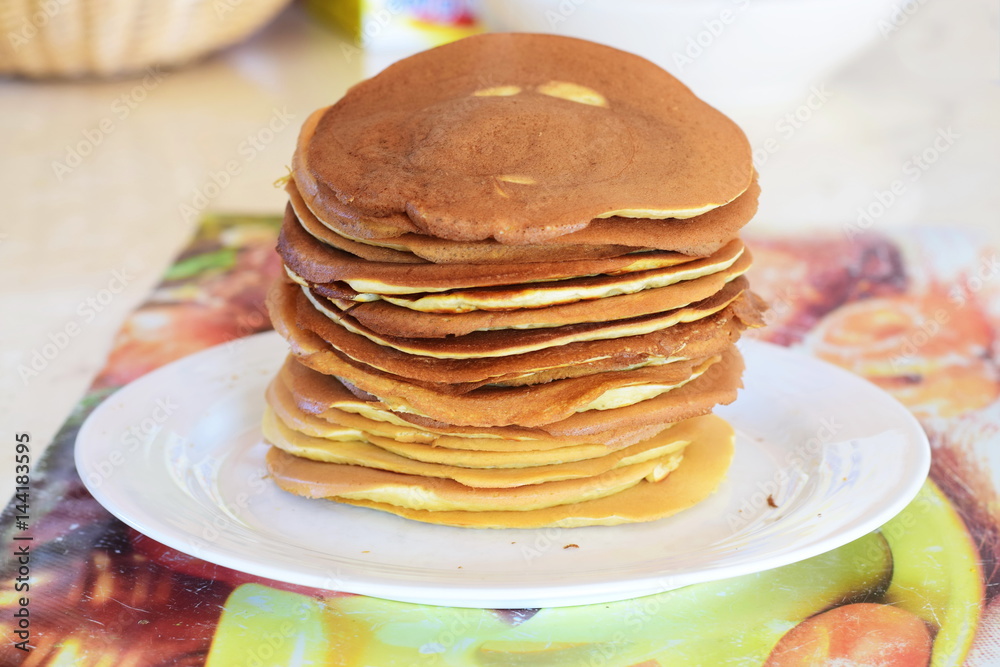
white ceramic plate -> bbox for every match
[76,333,930,608]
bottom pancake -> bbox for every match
[267,445,682,511]
[266,414,733,528]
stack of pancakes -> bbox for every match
[263,33,765,529]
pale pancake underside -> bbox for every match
[378,242,744,312]
[265,414,734,526]
[263,405,694,486]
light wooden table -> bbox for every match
[1,1,997,503]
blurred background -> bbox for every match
[0,0,997,477]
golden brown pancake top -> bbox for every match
[291,170,758,260]
[299,33,753,243]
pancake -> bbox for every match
[271,279,751,439]
[289,151,757,262]
[275,278,759,385]
[278,206,708,295]
[272,368,671,450]
[305,251,751,340]
[296,34,752,243]
[283,277,748,360]
[328,415,734,528]
[266,444,685,512]
[290,184,427,265]
[288,178,637,264]
[292,166,757,261]
[361,432,672,469]
[549,177,759,256]
[278,343,742,431]
[265,406,692,485]
[276,348,720,428]
[367,239,745,313]
[269,375,673,461]
[536,347,744,438]
[296,237,744,312]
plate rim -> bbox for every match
[74,332,931,608]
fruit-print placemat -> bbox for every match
[2,218,996,666]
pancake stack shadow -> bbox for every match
[262,33,766,529]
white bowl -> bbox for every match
[477,0,900,107]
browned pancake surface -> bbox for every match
[271,279,759,384]
[266,415,734,527]
[287,278,748,359]
[298,33,752,243]
[311,251,751,339]
[278,207,703,292]
[289,179,636,264]
[289,167,758,261]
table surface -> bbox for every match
[0,0,998,504]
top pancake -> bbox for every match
[288,177,638,264]
[297,33,753,244]
[290,160,759,262]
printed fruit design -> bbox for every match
[879,482,983,666]
[746,235,906,347]
[765,603,932,666]
[206,482,983,666]
[207,532,892,665]
[764,481,982,667]
[805,286,999,420]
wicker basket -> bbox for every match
[0,0,292,78]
